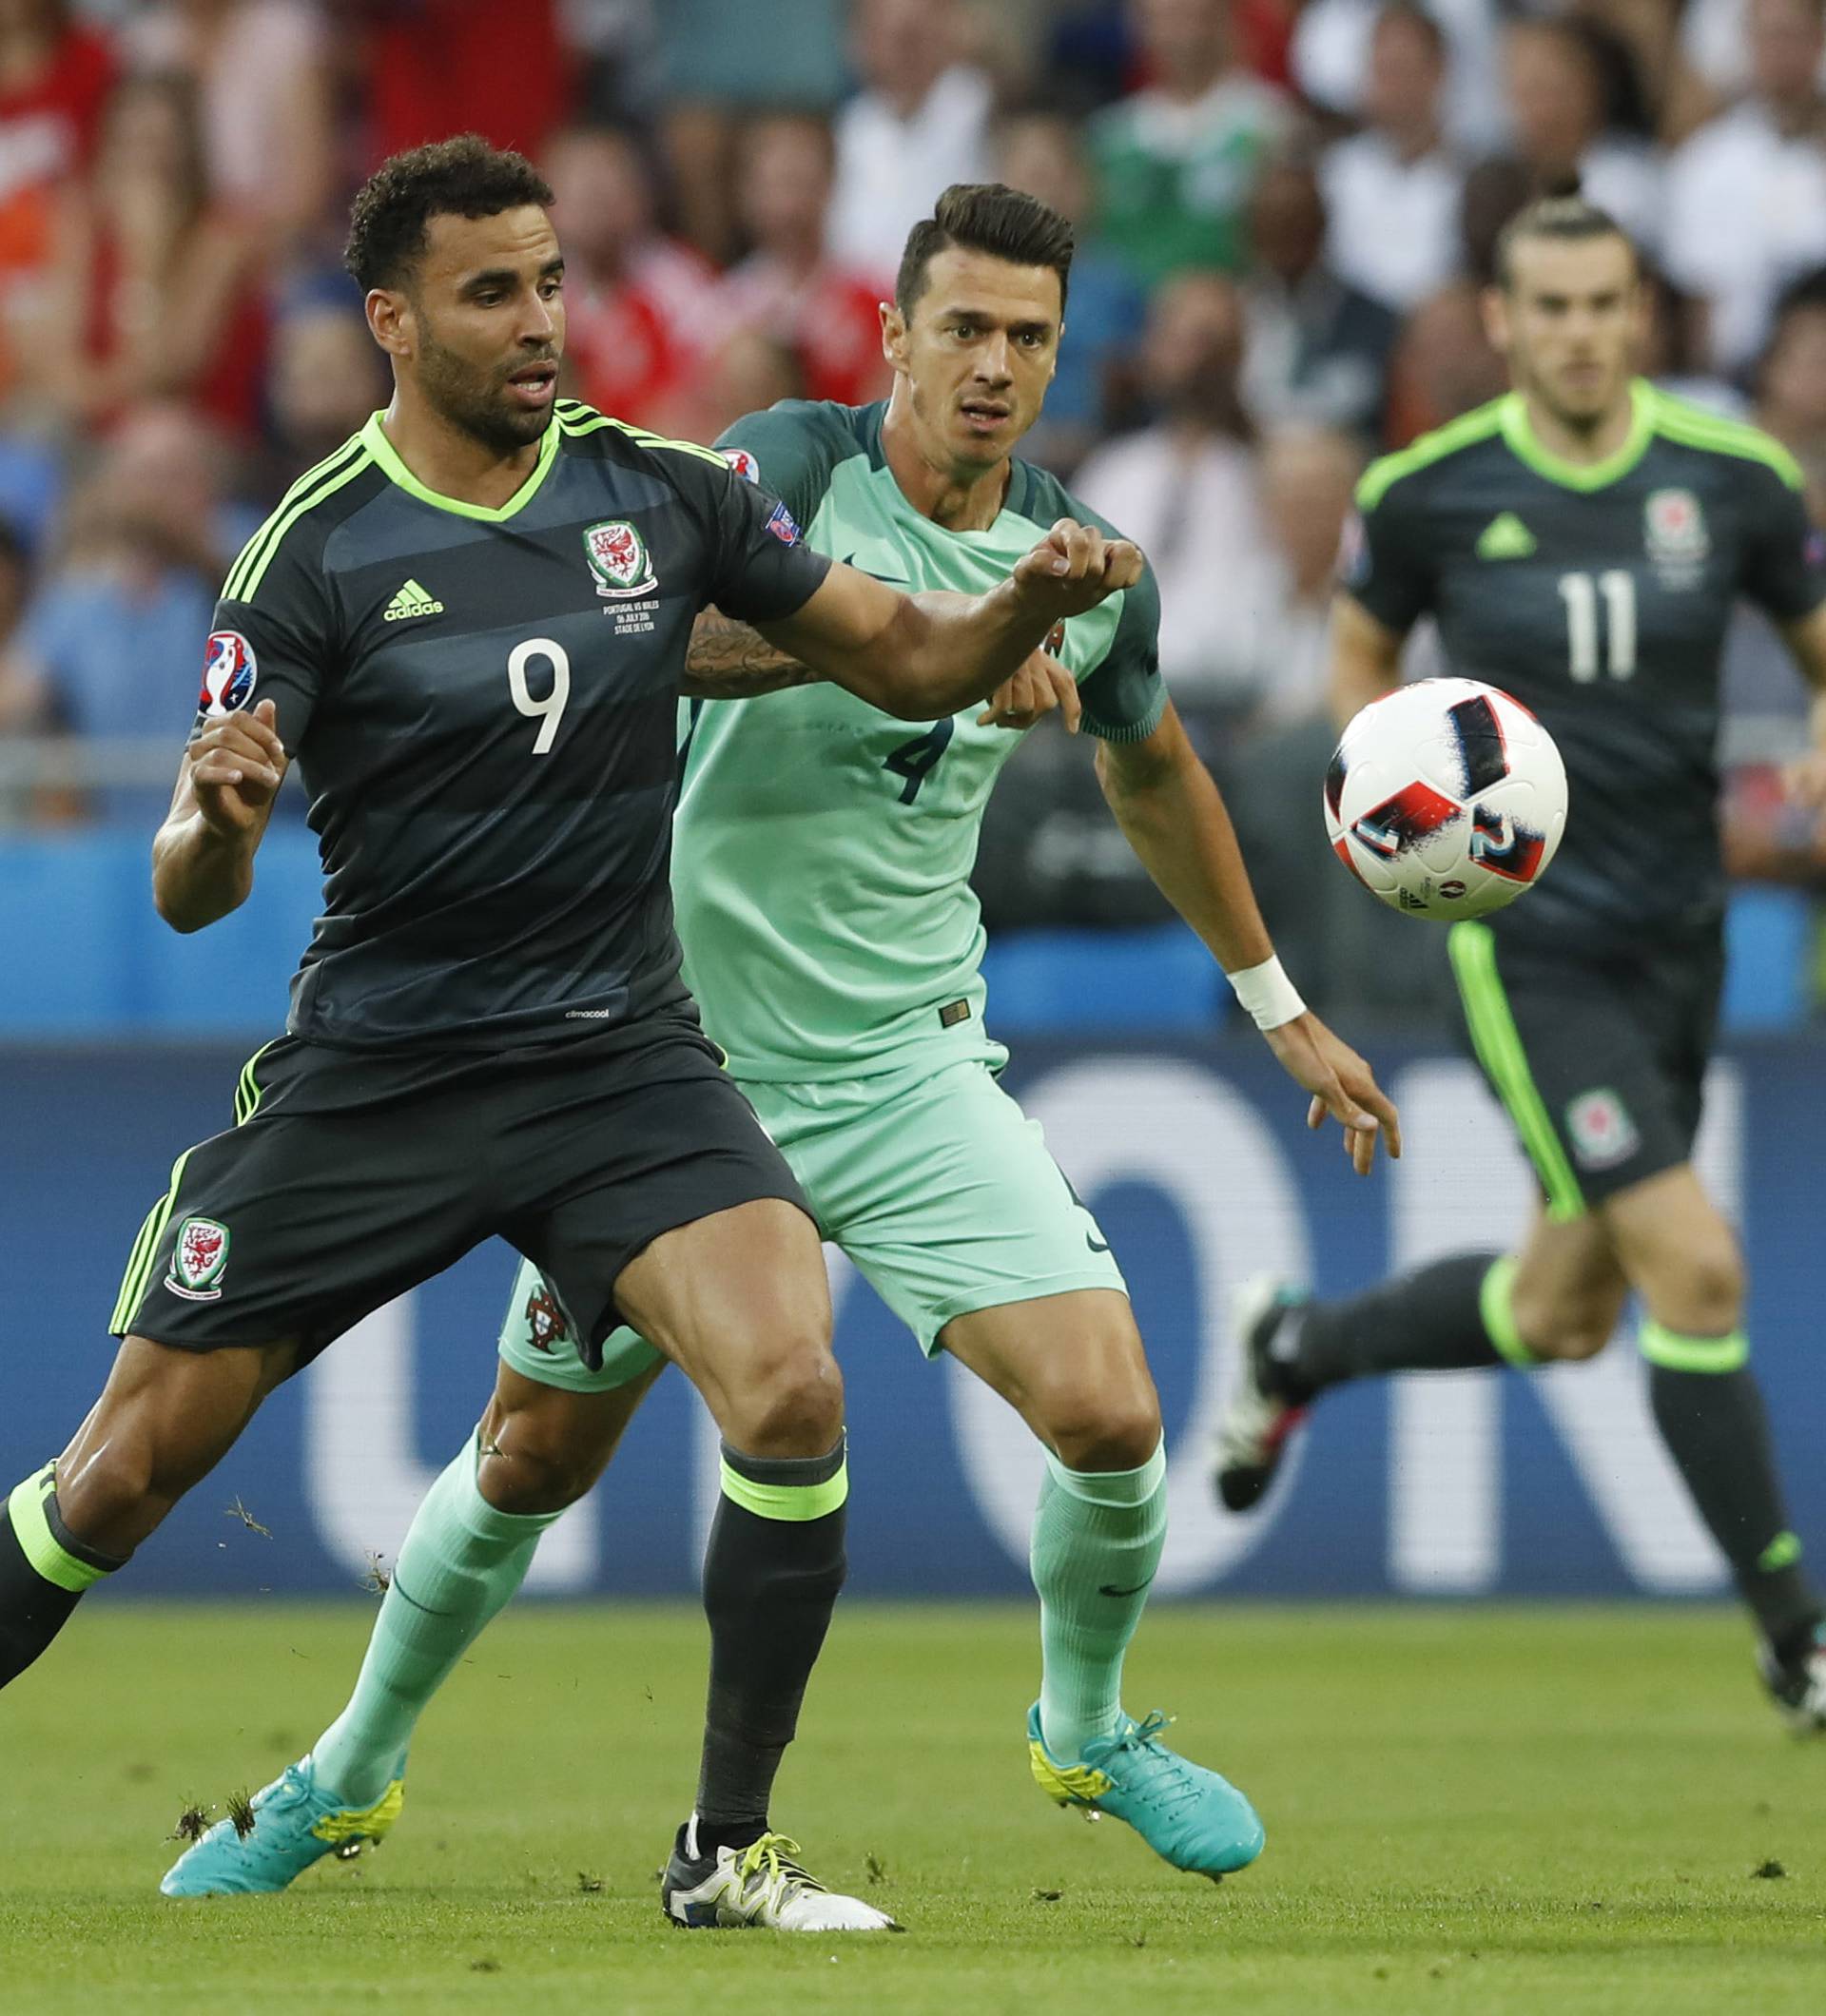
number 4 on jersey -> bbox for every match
[884,720,955,804]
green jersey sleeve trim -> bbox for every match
[224,436,370,603]
[560,404,733,471]
[359,409,561,521]
[1645,388,1807,491]
[1356,398,1506,512]
[713,400,864,530]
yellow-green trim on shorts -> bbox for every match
[110,1040,275,1337]
[1447,921,1585,1223]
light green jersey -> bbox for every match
[677,399,1165,1083]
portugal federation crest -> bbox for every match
[165,1216,231,1301]
[584,519,658,598]
[523,1282,571,1352]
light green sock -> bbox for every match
[1031,1439,1168,1762]
[311,1434,563,1806]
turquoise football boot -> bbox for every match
[1027,1704,1265,1879]
[160,1754,404,1897]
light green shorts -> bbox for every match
[497,1056,1128,1392]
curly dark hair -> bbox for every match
[343,134,555,292]
[896,183,1075,320]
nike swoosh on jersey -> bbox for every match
[838,552,911,588]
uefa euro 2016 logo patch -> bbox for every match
[198,630,257,716]
[583,519,659,599]
[721,447,761,483]
[165,1216,231,1302]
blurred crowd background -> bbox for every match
[2,0,1825,1031]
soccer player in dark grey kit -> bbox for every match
[1214,189,1826,1727]
[0,137,1143,1923]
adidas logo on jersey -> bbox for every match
[384,578,444,621]
[1476,513,1536,561]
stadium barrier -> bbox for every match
[5,1035,1821,1599]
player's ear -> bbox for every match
[367,286,413,361]
[880,300,909,376]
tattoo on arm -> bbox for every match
[682,610,819,699]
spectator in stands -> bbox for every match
[125,0,333,252]
[0,1,115,397]
[1089,0,1287,290]
[543,123,718,428]
[1208,424,1363,732]
[243,289,387,508]
[3,402,228,820]
[718,112,888,411]
[1240,147,1396,440]
[653,0,845,262]
[1072,271,1271,720]
[1500,17,1662,253]
[994,108,1145,472]
[1664,0,1826,377]
[1320,3,1465,316]
[1757,270,1826,501]
[22,71,266,439]
[1293,0,1505,153]
[828,0,993,285]
[0,514,37,732]
[360,0,571,174]
[659,325,806,449]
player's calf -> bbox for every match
[3,1337,288,1690]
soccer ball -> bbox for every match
[1324,678,1567,921]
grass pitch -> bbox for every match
[2,1602,1822,2015]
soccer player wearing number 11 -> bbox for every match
[1214,190,1826,1727]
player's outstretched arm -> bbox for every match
[688,605,1080,728]
[754,519,1140,723]
[1329,593,1406,730]
[1095,703,1400,1175]
[152,697,288,933]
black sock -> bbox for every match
[1276,1251,1512,1404]
[690,1435,848,1858]
[1,1464,124,1687]
[1643,1347,1822,1656]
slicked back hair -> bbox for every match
[1494,186,1638,292]
[895,183,1075,320]
[344,134,556,294]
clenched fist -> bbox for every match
[188,698,287,838]
[1012,518,1144,622]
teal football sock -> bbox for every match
[1031,1440,1168,1763]
[311,1434,563,1806]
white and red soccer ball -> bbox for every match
[1324,678,1567,921]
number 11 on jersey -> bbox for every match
[1558,570,1637,682]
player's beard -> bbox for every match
[414,314,554,457]
[1516,345,1630,440]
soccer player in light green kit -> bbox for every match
[166,184,1400,1925]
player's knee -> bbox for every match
[1510,1275,1622,1363]
[725,1326,845,1458]
[1032,1366,1162,1473]
[1645,1237,1743,1337]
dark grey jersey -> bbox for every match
[1347,383,1825,951]
[194,400,829,1049]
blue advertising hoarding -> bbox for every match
[2,1036,1820,1599]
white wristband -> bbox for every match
[1226,955,1306,1032]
